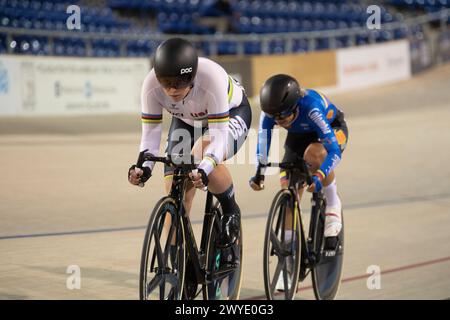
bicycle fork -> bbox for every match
[305,192,325,268]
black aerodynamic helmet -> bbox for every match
[153,37,198,89]
[259,74,301,117]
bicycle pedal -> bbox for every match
[298,265,308,282]
[215,238,238,249]
[216,245,240,269]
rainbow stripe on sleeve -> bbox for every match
[141,113,162,124]
[317,91,329,109]
[207,111,229,124]
[316,170,326,180]
[203,155,217,168]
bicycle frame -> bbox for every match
[166,166,215,286]
[138,151,243,300]
[261,159,343,300]
[289,174,326,270]
[261,161,326,271]
[156,164,235,286]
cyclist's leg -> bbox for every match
[279,147,296,236]
[303,142,331,183]
[275,137,313,291]
[303,143,342,238]
[281,133,318,236]
[162,118,199,249]
[164,177,196,213]
[191,96,252,248]
[303,116,348,237]
[164,117,201,214]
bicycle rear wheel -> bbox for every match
[263,189,302,300]
[202,203,243,300]
[311,203,344,300]
[139,197,186,300]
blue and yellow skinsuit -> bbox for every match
[256,89,348,179]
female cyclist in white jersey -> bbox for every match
[128,38,252,253]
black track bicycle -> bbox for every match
[260,159,344,300]
[137,151,243,300]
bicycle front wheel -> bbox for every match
[139,197,186,300]
[203,203,243,300]
[263,189,302,300]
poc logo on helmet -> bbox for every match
[180,68,193,75]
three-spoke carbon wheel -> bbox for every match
[139,197,186,300]
[203,204,243,300]
[263,189,302,300]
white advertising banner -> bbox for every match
[0,55,22,115]
[0,55,150,116]
[336,40,411,91]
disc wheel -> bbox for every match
[311,202,344,300]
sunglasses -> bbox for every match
[157,76,192,90]
[270,105,297,121]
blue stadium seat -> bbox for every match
[288,19,300,32]
[0,33,6,54]
[286,1,301,19]
[235,0,251,16]
[395,26,410,39]
[325,20,337,31]
[244,41,261,54]
[250,16,264,34]
[261,1,275,17]
[127,39,155,57]
[262,18,274,33]
[196,41,211,56]
[275,18,288,33]
[324,3,339,20]
[236,16,251,33]
[316,38,330,50]
[336,36,352,48]
[292,38,308,53]
[313,20,325,31]
[269,39,285,54]
[218,41,237,55]
[389,0,449,9]
[92,39,120,57]
[249,0,263,16]
[300,20,313,32]
[275,1,289,18]
[1,16,11,28]
[0,0,416,56]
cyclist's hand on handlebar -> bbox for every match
[128,165,151,186]
[249,175,265,191]
[307,174,323,193]
[189,168,209,190]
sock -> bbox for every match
[213,184,240,216]
[323,179,341,209]
[283,230,293,242]
[323,179,342,237]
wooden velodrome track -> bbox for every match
[1,63,449,300]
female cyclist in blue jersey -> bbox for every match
[250,74,348,289]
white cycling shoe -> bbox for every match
[275,255,293,292]
[324,205,342,237]
[275,271,293,292]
